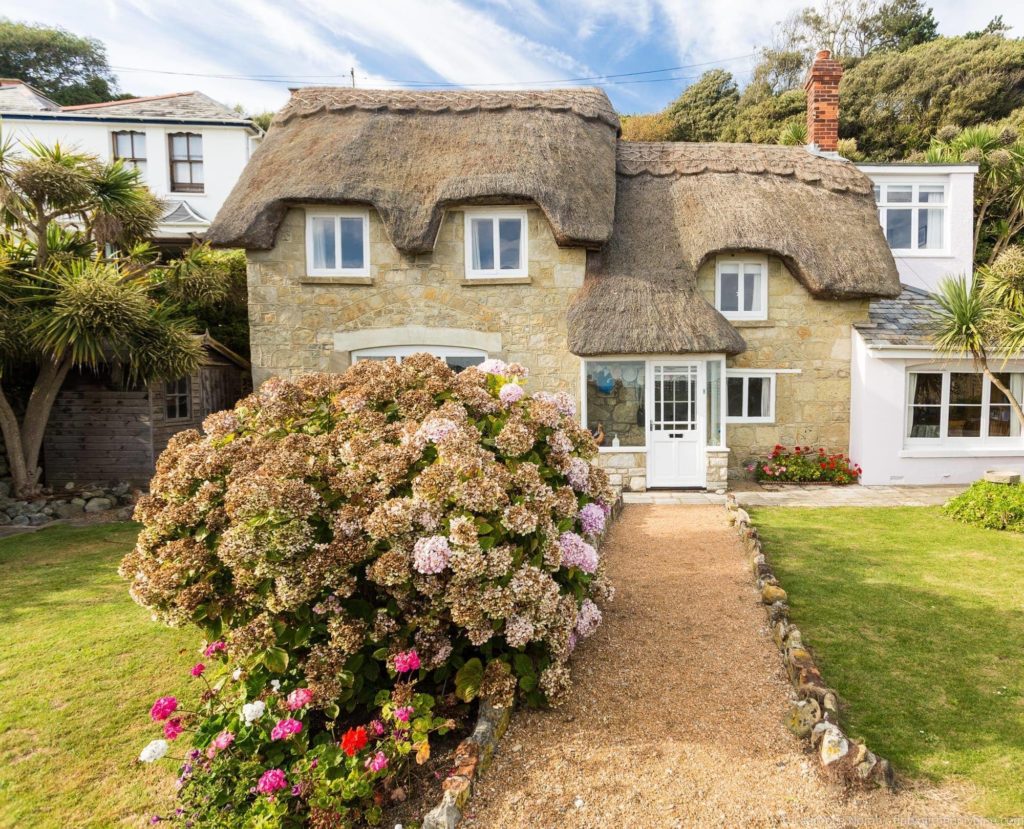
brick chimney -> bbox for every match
[803,50,843,152]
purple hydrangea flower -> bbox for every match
[532,390,576,417]
[413,535,451,574]
[558,531,598,574]
[578,503,606,536]
[575,598,602,637]
[477,358,509,375]
[567,458,590,492]
[420,417,459,444]
[498,382,525,405]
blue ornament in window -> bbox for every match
[594,369,615,395]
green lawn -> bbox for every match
[752,506,1024,819]
[0,523,197,828]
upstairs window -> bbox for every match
[112,130,146,174]
[874,182,946,252]
[305,209,370,277]
[165,377,191,420]
[716,258,767,320]
[169,132,203,193]
[907,370,1022,443]
[464,208,527,278]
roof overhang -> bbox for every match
[0,112,258,132]
[856,163,979,174]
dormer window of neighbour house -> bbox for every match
[169,132,204,193]
[464,208,528,278]
[873,182,947,253]
[112,131,146,174]
[305,209,370,277]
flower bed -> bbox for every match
[746,446,861,485]
[121,355,614,827]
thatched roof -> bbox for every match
[206,88,620,253]
[567,142,900,356]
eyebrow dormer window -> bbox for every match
[464,208,527,278]
[305,209,370,277]
[715,257,767,320]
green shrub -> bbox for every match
[943,480,1024,532]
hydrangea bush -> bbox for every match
[123,355,614,824]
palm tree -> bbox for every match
[929,249,1024,430]
[0,137,206,496]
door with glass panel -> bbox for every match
[647,363,706,487]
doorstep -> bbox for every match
[623,491,728,505]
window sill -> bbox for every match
[731,320,774,329]
[890,251,954,259]
[300,276,373,285]
[899,447,1024,458]
[462,277,532,286]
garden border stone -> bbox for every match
[725,494,896,790]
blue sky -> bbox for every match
[2,0,1022,115]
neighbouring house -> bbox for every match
[41,334,251,488]
[206,52,1020,491]
[0,78,261,255]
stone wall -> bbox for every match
[246,205,585,396]
[697,254,870,477]
[595,451,647,493]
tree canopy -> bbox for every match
[0,18,129,105]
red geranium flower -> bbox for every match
[341,726,368,757]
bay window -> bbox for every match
[907,370,1023,444]
[464,208,527,278]
[874,182,946,252]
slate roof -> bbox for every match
[0,80,60,112]
[854,285,941,347]
[162,200,209,225]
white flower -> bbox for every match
[270,680,281,692]
[139,739,169,763]
[232,668,243,681]
[242,700,266,724]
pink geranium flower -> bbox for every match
[212,730,235,751]
[163,718,183,741]
[150,696,178,721]
[203,641,227,658]
[285,688,314,711]
[393,649,420,674]
[365,751,389,773]
[190,663,205,677]
[270,718,303,741]
[394,706,413,723]
[257,768,287,794]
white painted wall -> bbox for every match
[1,116,253,237]
[851,330,1024,485]
[858,165,977,293]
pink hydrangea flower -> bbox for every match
[163,718,183,741]
[532,390,576,417]
[558,532,598,574]
[498,383,524,405]
[420,417,459,444]
[190,663,205,677]
[577,503,606,536]
[257,769,287,795]
[365,751,389,773]
[413,535,450,574]
[213,730,235,750]
[575,598,602,638]
[149,696,178,721]
[567,458,590,492]
[203,641,227,658]
[394,706,414,723]
[477,358,508,376]
[393,649,421,674]
[286,688,314,711]
[270,718,303,741]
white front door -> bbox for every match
[647,362,706,488]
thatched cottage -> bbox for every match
[208,53,1014,491]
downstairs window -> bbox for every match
[907,370,1023,444]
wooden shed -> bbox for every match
[43,334,251,488]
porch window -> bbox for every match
[582,360,646,448]
[464,208,527,278]
[351,345,485,372]
[874,182,946,252]
[306,209,370,276]
[165,377,191,420]
[726,372,774,422]
[907,370,1023,443]
[716,258,767,320]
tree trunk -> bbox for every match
[0,385,30,496]
[985,366,1024,432]
[18,355,73,495]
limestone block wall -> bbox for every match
[246,206,585,395]
[595,451,647,493]
[697,254,871,477]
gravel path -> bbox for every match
[463,504,983,828]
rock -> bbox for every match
[11,514,30,526]
[818,725,849,765]
[984,469,1021,484]
[0,481,9,498]
[84,497,113,513]
[786,698,821,737]
[761,584,788,604]
[822,692,840,719]
[27,514,49,526]
[116,507,134,521]
[735,508,751,525]
[64,481,76,491]
[54,502,84,519]
[70,497,86,507]
[767,600,790,625]
[627,476,645,492]
[0,513,10,525]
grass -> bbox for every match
[0,523,197,828]
[751,506,1024,819]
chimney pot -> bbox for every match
[804,50,843,153]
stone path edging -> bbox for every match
[421,700,512,829]
[725,494,896,789]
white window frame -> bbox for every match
[715,256,768,321]
[873,180,949,256]
[351,345,486,369]
[904,367,1024,448]
[305,208,370,277]
[463,207,528,279]
[580,357,650,452]
[725,370,776,423]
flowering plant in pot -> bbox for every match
[123,355,614,825]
